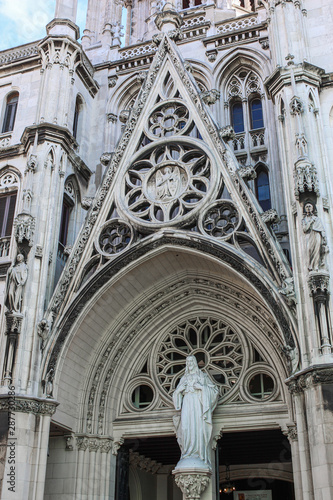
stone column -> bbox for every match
[290,385,314,500]
[75,435,115,499]
[0,396,56,500]
[283,424,303,500]
[302,370,333,500]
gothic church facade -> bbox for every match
[0,0,332,499]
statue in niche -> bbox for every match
[173,356,219,469]
[302,202,328,272]
[5,254,28,313]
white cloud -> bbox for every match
[0,0,55,49]
[0,0,88,51]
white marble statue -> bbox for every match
[173,356,219,468]
[302,202,328,272]
[5,254,28,313]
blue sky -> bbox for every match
[0,0,88,51]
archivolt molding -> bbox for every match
[44,231,296,393]
[79,275,293,435]
[214,48,272,89]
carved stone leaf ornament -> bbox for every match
[174,472,211,500]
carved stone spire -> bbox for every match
[47,0,80,39]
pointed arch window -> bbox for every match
[255,167,271,211]
[2,93,19,133]
[231,101,244,133]
[250,98,264,130]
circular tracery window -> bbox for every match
[120,141,215,229]
[155,317,244,400]
[145,99,191,139]
[95,219,133,257]
[199,201,241,240]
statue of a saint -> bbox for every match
[173,356,219,468]
[302,202,328,272]
[5,254,28,313]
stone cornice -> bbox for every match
[265,62,325,101]
[0,395,58,416]
[286,364,333,393]
[20,123,92,183]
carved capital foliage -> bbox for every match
[81,197,94,210]
[238,164,257,181]
[219,125,235,142]
[76,437,89,451]
[112,439,124,455]
[174,472,211,500]
[107,113,117,124]
[212,429,223,450]
[100,153,113,166]
[26,154,38,173]
[108,75,118,88]
[14,214,36,246]
[283,424,298,441]
[287,366,333,393]
[76,435,114,453]
[261,209,280,225]
[206,50,217,62]
[200,89,220,105]
[5,311,24,335]
[308,271,329,297]
[279,277,297,309]
[0,396,57,416]
[130,450,162,474]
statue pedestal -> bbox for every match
[173,458,211,500]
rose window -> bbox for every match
[145,99,191,139]
[199,201,241,240]
[155,317,244,400]
[95,219,133,257]
[121,142,213,228]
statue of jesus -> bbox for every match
[173,356,219,469]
